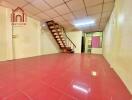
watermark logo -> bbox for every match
[11,7,27,25]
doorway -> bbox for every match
[83,32,103,54]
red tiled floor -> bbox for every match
[0,53,131,100]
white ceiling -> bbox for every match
[0,0,115,32]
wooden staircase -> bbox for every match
[46,20,76,53]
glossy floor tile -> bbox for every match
[0,53,131,100]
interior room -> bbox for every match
[0,0,132,99]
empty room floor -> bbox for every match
[0,53,131,100]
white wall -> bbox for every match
[0,6,60,61]
[103,0,132,93]
[12,17,41,59]
[0,6,42,60]
[0,6,13,61]
[67,31,82,53]
[40,28,60,55]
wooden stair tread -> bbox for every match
[46,20,75,53]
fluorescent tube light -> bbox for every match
[74,20,95,27]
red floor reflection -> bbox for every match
[0,53,131,100]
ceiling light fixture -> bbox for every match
[74,20,95,27]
